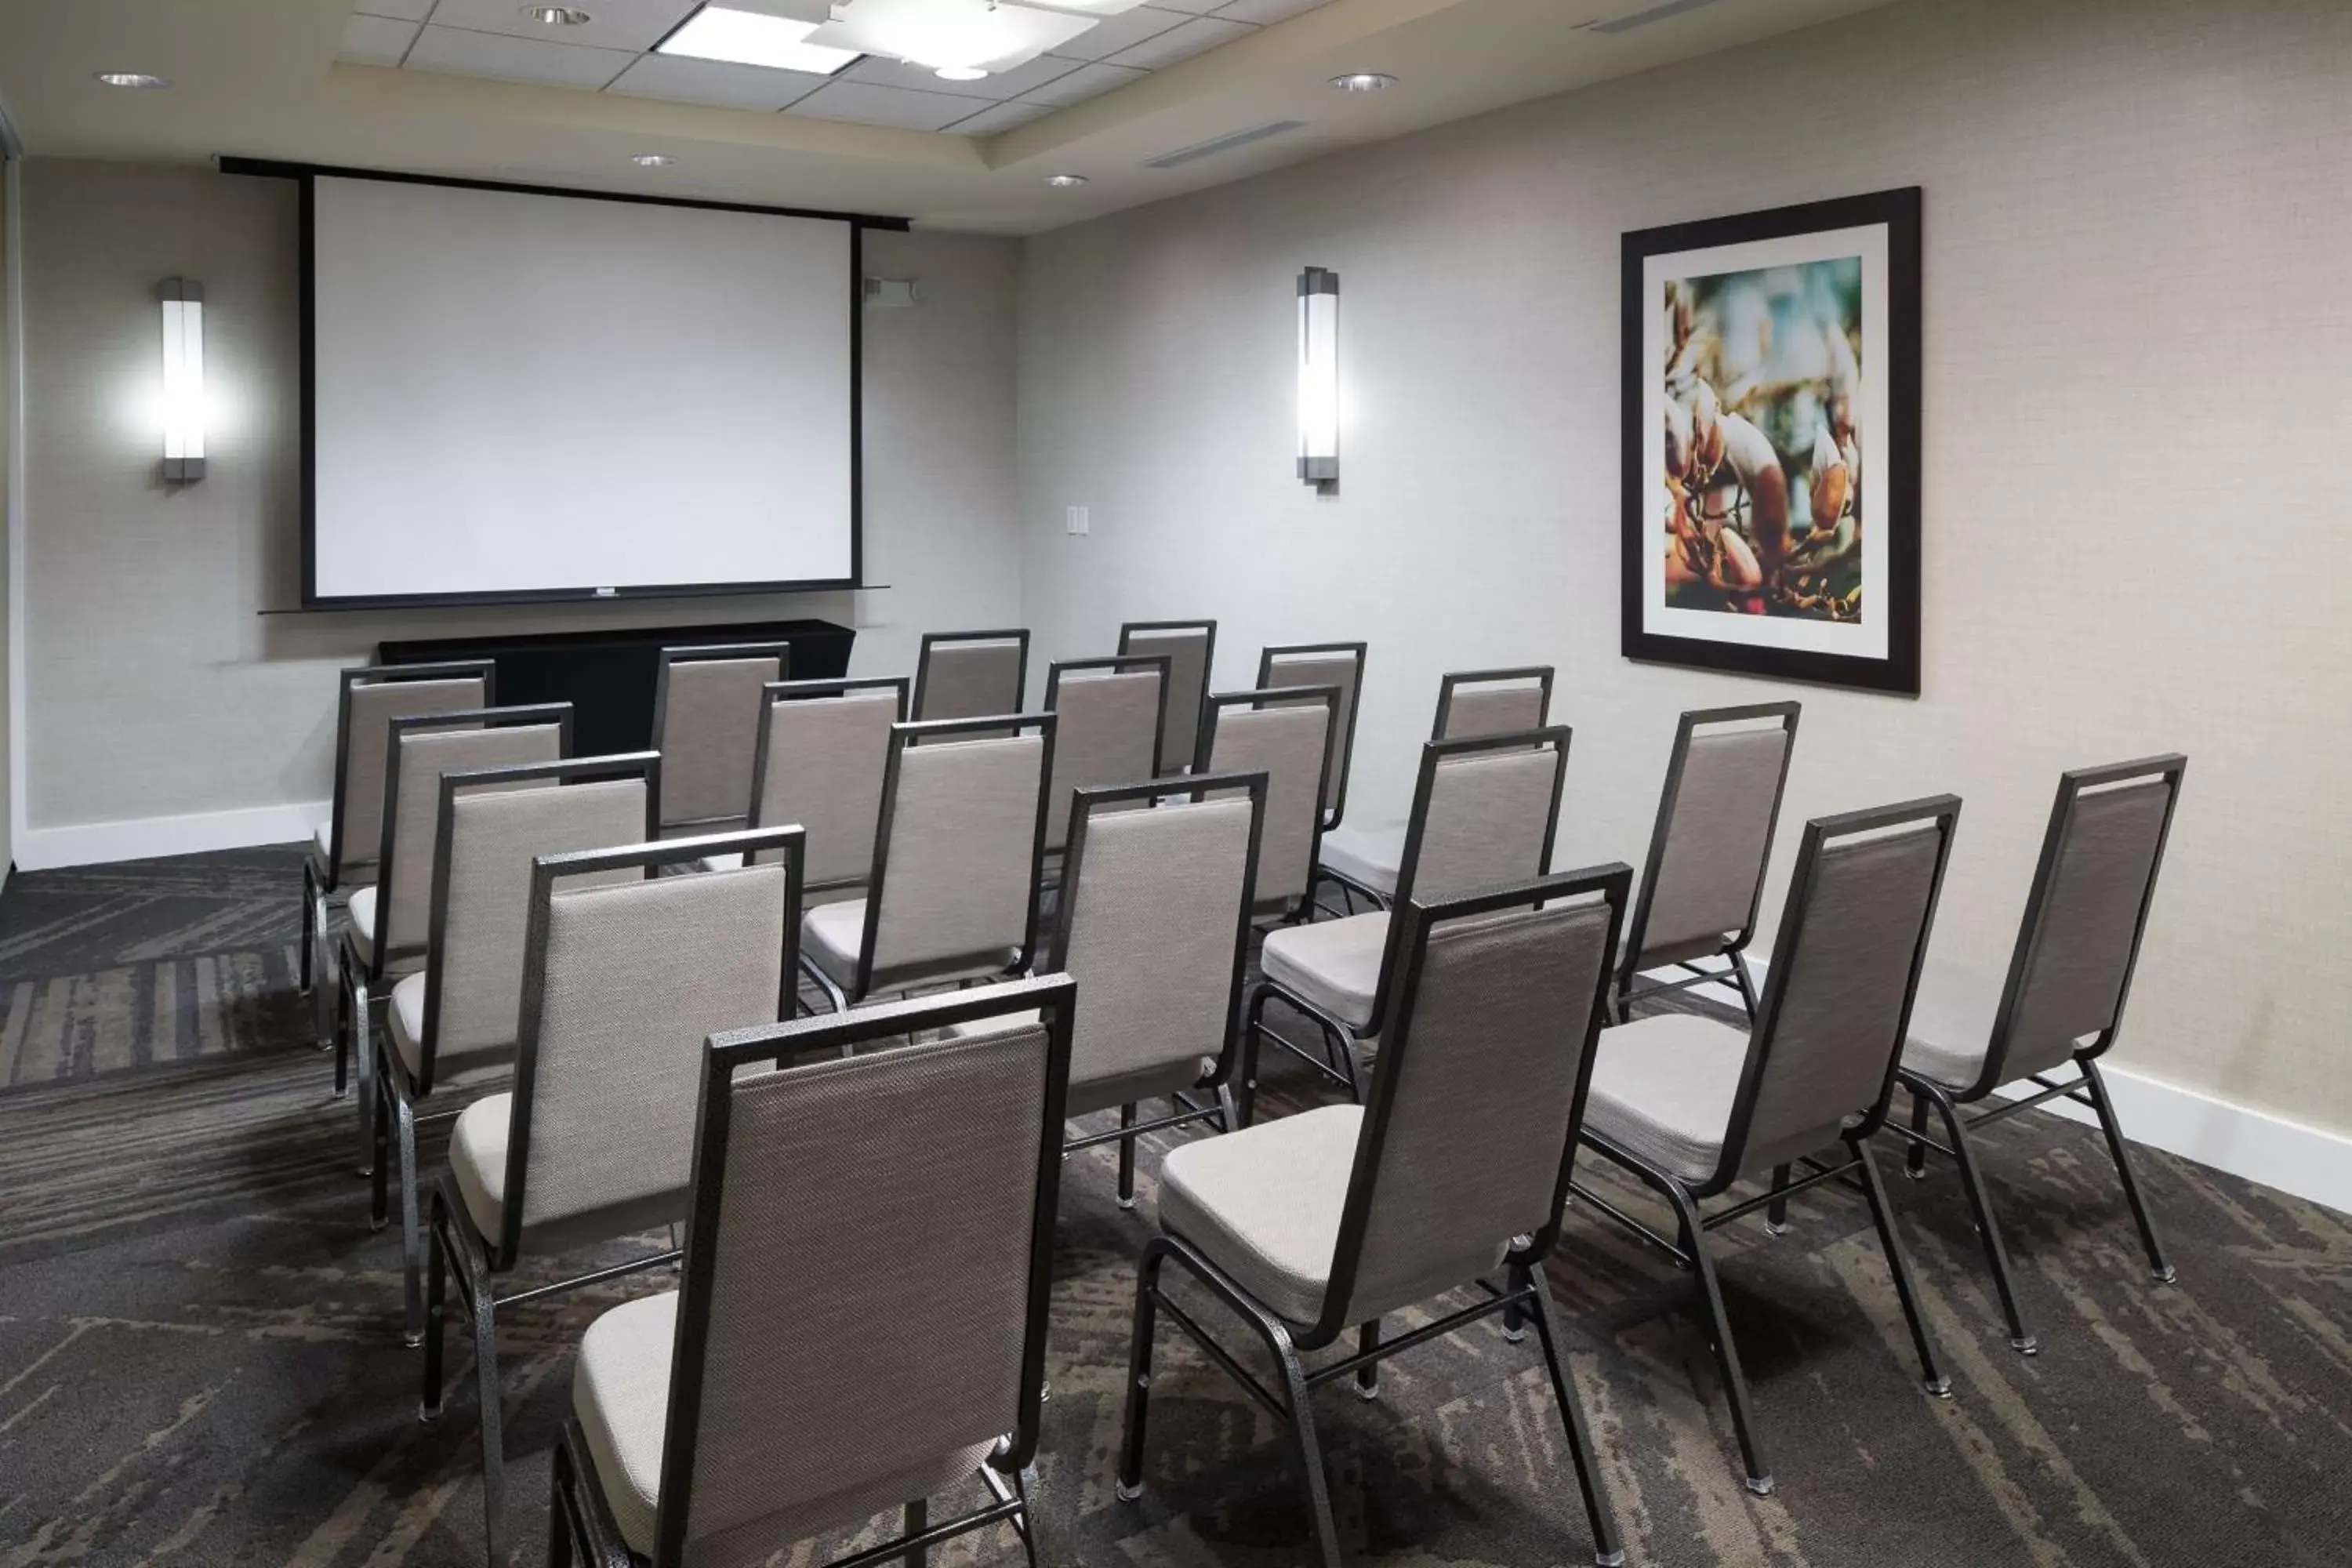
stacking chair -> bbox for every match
[1572,795,1962,1497]
[800,714,1056,1011]
[422,829,804,1566]
[651,641,790,837]
[337,703,572,1174]
[912,629,1030,724]
[371,752,661,1347]
[1120,866,1632,1568]
[695,676,906,897]
[1245,727,1570,1120]
[1318,665,1555,909]
[1258,641,1367,832]
[1196,687,1337,924]
[1614,701,1800,1022]
[300,659,492,1047]
[951,773,1265,1208]
[1039,654,1168,862]
[549,974,1073,1568]
[1117,619,1216,774]
[1891,755,2187,1354]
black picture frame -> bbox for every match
[1621,186,1922,695]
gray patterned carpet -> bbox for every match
[1,847,2348,1566]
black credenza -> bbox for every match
[378,619,855,759]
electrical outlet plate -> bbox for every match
[1066,505,1089,536]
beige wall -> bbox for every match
[14,160,1021,836]
[1017,0,2352,1133]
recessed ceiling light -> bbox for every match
[631,153,675,167]
[1329,71,1396,93]
[935,65,989,82]
[1044,173,1088,188]
[658,5,860,75]
[95,71,168,89]
[522,5,591,24]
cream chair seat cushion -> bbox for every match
[1258,913,1387,1031]
[345,887,379,966]
[572,1290,998,1558]
[1581,1012,1747,1185]
[1315,823,1405,899]
[448,1093,512,1243]
[1897,964,2002,1093]
[1157,1104,1362,1325]
[387,973,514,1081]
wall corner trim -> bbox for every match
[15,800,326,872]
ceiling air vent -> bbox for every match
[1577,0,1724,34]
[1143,119,1305,170]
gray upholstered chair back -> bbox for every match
[1987,761,2182,1085]
[751,682,902,886]
[425,770,651,1072]
[510,858,790,1255]
[655,648,788,830]
[1052,779,1261,1113]
[913,633,1028,724]
[1433,667,1553,741]
[665,977,1072,1565]
[1332,869,1626,1330]
[1119,622,1214,773]
[1396,731,1568,907]
[1201,691,1334,915]
[380,716,567,960]
[1260,644,1365,823]
[339,671,488,873]
[1041,659,1165,850]
[1726,801,1957,1187]
[1632,707,1798,969]
[866,723,1051,992]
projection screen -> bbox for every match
[303,172,858,605]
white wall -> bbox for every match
[12,160,1021,862]
[1017,0,2352,1138]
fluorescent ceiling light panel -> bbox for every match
[659,5,860,73]
[1020,0,1152,15]
[808,0,1094,77]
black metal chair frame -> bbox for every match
[1049,771,1267,1208]
[648,641,793,833]
[910,628,1033,724]
[370,751,663,1346]
[423,826,807,1568]
[1887,754,2187,1355]
[1255,641,1368,833]
[1116,617,1218,773]
[1193,684,1339,928]
[337,702,573,1176]
[800,713,1059,1012]
[301,659,496,1045]
[1243,726,1571,1124]
[1120,866,1633,1568]
[547,974,1076,1568]
[1570,795,1960,1498]
[1613,701,1801,1024]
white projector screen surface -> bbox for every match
[308,175,855,602]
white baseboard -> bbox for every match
[1639,955,2352,1217]
[13,799,324,871]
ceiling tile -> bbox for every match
[1104,13,1251,68]
[423,0,699,53]
[1136,0,1224,12]
[844,51,1080,101]
[1014,58,1144,105]
[1212,0,1330,21]
[339,13,420,67]
[1048,5,1189,62]
[355,0,435,20]
[604,52,833,109]
[938,97,1054,136]
[403,24,636,89]
[783,78,993,130]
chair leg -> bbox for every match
[397,1086,427,1345]
[1918,1080,2038,1352]
[1238,985,1272,1130]
[369,1057,394,1231]
[1521,1261,1627,1568]
[351,975,377,1178]
[1214,1083,1240,1134]
[547,1442,575,1568]
[473,1261,509,1567]
[1116,1104,1139,1210]
[1271,1324,1345,1568]
[902,1500,926,1568]
[1849,1135,1952,1398]
[421,1193,451,1420]
[2080,1058,2176,1283]
[299,862,318,997]
[1662,1179,1773,1494]
[1331,1023,1365,1105]
[1905,1087,1932,1179]
[1354,1320,1380,1400]
[333,959,354,1098]
[313,889,336,1050]
[1010,1466,1044,1568]
[1727,954,1762,1024]
[1765,1165,1793,1234]
[1116,1246,1165,1501]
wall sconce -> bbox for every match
[160,277,205,482]
[1297,265,1338,490]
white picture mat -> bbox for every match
[310,176,855,601]
[1641,223,1889,660]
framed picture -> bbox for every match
[1621,187,1922,695]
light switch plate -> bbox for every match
[1066,505,1090,536]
